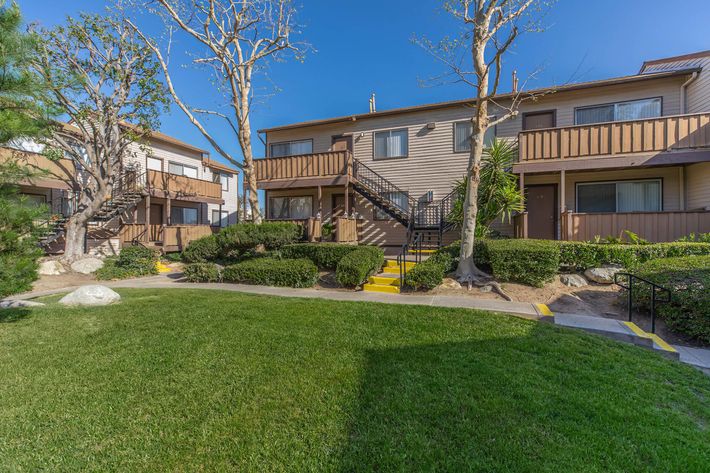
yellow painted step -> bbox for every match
[409,249,437,254]
[363,283,400,294]
[155,261,172,273]
[385,260,416,269]
[369,275,401,286]
[383,266,406,274]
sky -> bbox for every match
[17,0,710,176]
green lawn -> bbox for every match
[1,289,709,472]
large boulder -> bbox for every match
[584,265,623,284]
[0,299,45,309]
[38,260,67,276]
[70,257,104,275]
[560,273,588,287]
[59,285,120,306]
[438,278,462,290]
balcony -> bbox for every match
[516,113,710,171]
[147,169,223,203]
[0,148,76,190]
[254,151,352,189]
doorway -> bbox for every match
[149,203,163,241]
[331,193,355,218]
[526,184,557,240]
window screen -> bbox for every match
[374,129,408,159]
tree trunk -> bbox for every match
[62,213,88,261]
[238,85,262,224]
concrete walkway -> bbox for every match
[10,273,546,320]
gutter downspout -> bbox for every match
[680,72,699,113]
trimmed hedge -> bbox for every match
[183,262,221,282]
[217,222,302,256]
[336,246,385,287]
[558,241,710,270]
[96,245,159,280]
[486,239,559,287]
[634,255,710,343]
[182,234,220,263]
[223,258,318,288]
[281,243,359,269]
[404,252,453,290]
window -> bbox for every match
[168,162,198,178]
[211,209,229,227]
[268,196,313,219]
[576,179,661,213]
[522,110,556,130]
[374,191,409,220]
[212,172,229,191]
[270,139,313,158]
[575,98,661,125]
[147,157,163,171]
[454,120,496,152]
[374,129,408,159]
[170,206,198,225]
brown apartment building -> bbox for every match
[254,50,710,247]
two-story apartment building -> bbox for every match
[255,50,710,247]
[2,128,239,255]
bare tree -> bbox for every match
[127,0,309,223]
[33,13,168,261]
[417,0,552,284]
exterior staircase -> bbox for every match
[37,167,146,248]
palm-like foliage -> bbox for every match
[448,139,524,237]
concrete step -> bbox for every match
[369,275,401,286]
[363,283,400,294]
[385,260,416,269]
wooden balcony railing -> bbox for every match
[519,112,710,161]
[255,151,351,182]
[0,148,76,185]
[147,169,222,200]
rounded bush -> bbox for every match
[335,246,384,287]
[223,257,318,288]
[485,239,559,287]
[217,222,303,255]
[404,252,453,290]
[183,262,221,282]
[281,243,359,269]
[182,234,220,263]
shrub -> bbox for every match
[223,258,318,288]
[163,252,183,262]
[485,239,559,287]
[634,256,710,344]
[281,243,359,269]
[336,246,385,287]
[676,232,710,243]
[182,234,220,263]
[0,248,42,298]
[558,241,710,271]
[96,245,158,280]
[217,222,303,255]
[183,262,221,282]
[404,251,454,290]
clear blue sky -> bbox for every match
[18,0,710,171]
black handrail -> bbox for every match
[614,272,671,334]
[352,158,416,216]
[397,232,422,289]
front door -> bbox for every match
[149,204,163,241]
[526,185,556,239]
[332,135,353,152]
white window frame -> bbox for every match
[147,157,163,171]
[168,161,198,178]
[574,97,662,125]
[373,128,409,160]
[211,209,229,227]
[575,179,662,213]
[453,118,497,153]
[269,139,313,158]
[212,172,229,191]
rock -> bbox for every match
[38,260,67,276]
[70,257,104,274]
[560,273,588,287]
[0,299,46,309]
[479,284,493,293]
[438,278,462,290]
[59,285,120,306]
[584,265,624,284]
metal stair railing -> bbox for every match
[352,158,416,222]
[397,232,422,289]
[614,272,671,334]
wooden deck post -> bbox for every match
[144,194,151,242]
[559,170,566,240]
[344,182,350,216]
[165,197,171,225]
[317,185,323,217]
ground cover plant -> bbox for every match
[96,245,158,280]
[634,255,710,344]
[0,289,709,471]
[280,243,359,269]
[223,257,318,287]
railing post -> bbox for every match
[627,276,633,322]
[651,287,656,334]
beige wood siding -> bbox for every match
[686,162,710,210]
[642,55,710,114]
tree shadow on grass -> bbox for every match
[338,323,710,472]
[0,307,31,323]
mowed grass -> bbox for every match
[1,289,709,472]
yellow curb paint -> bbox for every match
[363,283,400,294]
[535,303,553,316]
[623,322,677,353]
[155,262,172,274]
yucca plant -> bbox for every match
[447,139,524,237]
